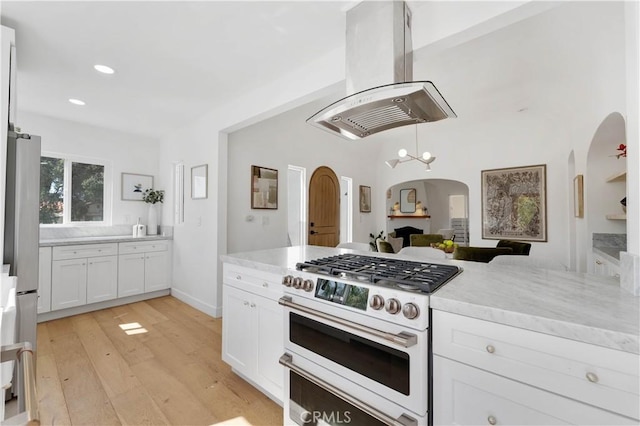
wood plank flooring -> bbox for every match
[36,296,283,426]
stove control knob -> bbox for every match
[282,275,294,287]
[369,295,385,310]
[292,277,303,289]
[385,298,401,315]
[402,303,420,320]
[302,279,314,292]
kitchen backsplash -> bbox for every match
[592,233,627,249]
[40,224,173,240]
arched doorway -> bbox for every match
[308,166,340,247]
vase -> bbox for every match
[147,203,158,235]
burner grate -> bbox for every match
[296,254,461,293]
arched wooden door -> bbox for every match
[308,166,340,247]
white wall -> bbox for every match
[19,111,160,227]
[371,2,628,266]
[155,1,638,316]
[226,98,378,254]
[424,180,469,233]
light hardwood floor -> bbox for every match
[36,296,283,426]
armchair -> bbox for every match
[496,240,532,255]
[410,234,444,247]
[453,246,514,263]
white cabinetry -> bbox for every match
[593,252,621,278]
[222,264,283,403]
[433,310,639,425]
[51,243,118,310]
[38,246,52,313]
[118,240,171,297]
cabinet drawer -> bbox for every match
[433,310,640,419]
[434,356,637,425]
[119,240,169,254]
[52,243,118,260]
[223,264,283,300]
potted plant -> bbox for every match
[143,189,164,235]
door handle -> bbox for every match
[310,230,317,235]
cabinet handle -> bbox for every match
[486,345,495,354]
[82,262,86,266]
[250,303,256,308]
[614,273,620,278]
[243,301,249,306]
[595,260,603,265]
[236,275,241,280]
[586,372,599,383]
[262,282,269,288]
[488,415,497,425]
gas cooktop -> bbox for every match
[296,253,462,294]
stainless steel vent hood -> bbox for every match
[307,1,456,140]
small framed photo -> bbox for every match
[251,165,278,209]
[574,174,584,218]
[122,173,153,201]
[359,185,371,213]
[191,164,208,200]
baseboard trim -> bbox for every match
[170,288,221,318]
[37,289,171,322]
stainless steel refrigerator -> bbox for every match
[3,127,40,399]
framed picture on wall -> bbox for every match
[359,185,371,213]
[121,173,153,201]
[481,164,547,242]
[251,165,278,209]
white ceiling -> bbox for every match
[1,1,360,138]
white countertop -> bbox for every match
[40,234,172,247]
[221,246,640,354]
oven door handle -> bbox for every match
[280,353,417,426]
[279,296,417,348]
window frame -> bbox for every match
[40,151,113,226]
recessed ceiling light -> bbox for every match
[69,98,86,106]
[94,64,115,74]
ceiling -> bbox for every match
[1,1,360,138]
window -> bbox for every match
[40,154,111,225]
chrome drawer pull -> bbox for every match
[486,345,495,354]
[279,354,417,426]
[586,372,599,383]
[236,275,241,280]
[488,415,497,425]
[279,296,417,348]
[262,282,269,287]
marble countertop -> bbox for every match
[40,234,172,247]
[222,246,639,354]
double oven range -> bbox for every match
[279,253,462,426]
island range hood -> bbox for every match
[307,1,456,140]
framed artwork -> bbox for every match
[481,164,547,242]
[359,185,371,213]
[251,165,278,209]
[191,164,208,199]
[574,174,584,218]
[121,173,153,201]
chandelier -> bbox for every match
[384,126,436,171]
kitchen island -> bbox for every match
[221,245,639,424]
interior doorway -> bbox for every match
[287,165,306,246]
[308,166,340,247]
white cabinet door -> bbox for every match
[117,253,145,297]
[254,295,284,399]
[222,285,254,374]
[38,247,52,313]
[434,356,637,426]
[87,256,118,304]
[144,250,169,292]
[51,259,87,310]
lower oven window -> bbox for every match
[290,312,410,395]
[290,371,386,426]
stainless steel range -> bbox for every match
[279,253,462,426]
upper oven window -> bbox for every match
[290,313,410,395]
